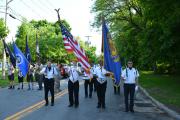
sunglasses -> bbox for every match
[128,63,133,64]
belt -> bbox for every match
[45,77,54,79]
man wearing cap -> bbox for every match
[121,60,139,112]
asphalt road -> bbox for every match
[0,77,174,120]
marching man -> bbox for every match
[121,60,139,112]
[95,61,110,109]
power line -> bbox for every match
[37,0,54,13]
[8,7,24,19]
[30,0,51,18]
[19,0,43,19]
[45,0,56,10]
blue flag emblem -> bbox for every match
[102,20,122,85]
[13,43,29,77]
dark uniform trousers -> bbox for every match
[114,86,120,94]
[68,80,79,106]
[124,83,135,111]
[35,73,42,89]
[44,78,54,104]
[97,81,107,107]
[84,80,93,97]
[92,75,97,91]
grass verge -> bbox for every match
[139,71,180,113]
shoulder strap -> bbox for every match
[45,66,48,73]
[126,68,128,78]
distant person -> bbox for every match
[121,60,139,113]
[27,64,34,90]
[83,71,93,98]
[54,64,61,93]
[68,62,80,108]
[59,64,66,79]
[96,61,110,109]
[40,61,58,106]
[17,69,24,90]
[35,63,42,90]
[8,63,15,89]
[91,65,97,92]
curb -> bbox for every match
[139,86,180,120]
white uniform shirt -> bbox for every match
[91,66,97,75]
[18,70,23,77]
[40,66,58,79]
[82,71,91,80]
[68,66,79,83]
[8,65,14,75]
[121,68,139,84]
[95,67,107,84]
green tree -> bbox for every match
[0,18,9,59]
[15,20,74,63]
[92,0,180,74]
[15,20,98,65]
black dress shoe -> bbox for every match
[130,109,134,113]
[89,95,92,98]
[124,109,129,112]
[102,106,106,109]
[68,104,73,107]
[45,103,48,106]
[75,104,79,108]
[51,103,54,106]
[8,86,12,89]
[96,105,101,108]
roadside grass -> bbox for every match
[139,71,180,112]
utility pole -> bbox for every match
[2,0,14,79]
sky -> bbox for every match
[0,0,102,55]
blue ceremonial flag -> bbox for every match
[102,20,122,85]
[13,43,29,77]
[25,35,31,62]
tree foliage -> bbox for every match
[0,18,9,59]
[15,20,98,64]
[92,0,180,74]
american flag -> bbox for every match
[60,23,91,74]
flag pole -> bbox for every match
[55,8,61,22]
[101,14,104,67]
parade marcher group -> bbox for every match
[6,59,140,113]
